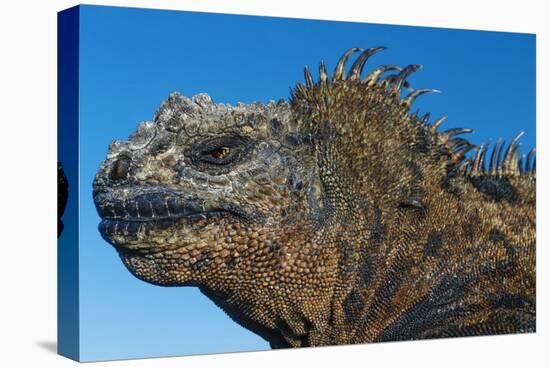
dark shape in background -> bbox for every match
[58,162,68,237]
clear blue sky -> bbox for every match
[74,4,535,361]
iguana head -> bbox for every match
[93,47,534,347]
[93,91,328,286]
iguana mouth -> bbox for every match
[95,191,207,220]
[98,209,233,234]
[94,190,243,250]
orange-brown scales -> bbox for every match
[93,47,535,348]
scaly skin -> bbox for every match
[93,47,535,348]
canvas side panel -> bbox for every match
[57,5,80,361]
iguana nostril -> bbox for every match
[110,156,131,181]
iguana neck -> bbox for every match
[198,196,377,347]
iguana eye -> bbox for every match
[204,146,232,162]
[187,136,251,171]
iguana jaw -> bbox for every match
[94,188,246,253]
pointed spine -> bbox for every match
[304,66,314,88]
[441,127,473,142]
[348,47,386,80]
[363,65,401,86]
[420,113,431,125]
[450,138,474,159]
[525,147,536,174]
[457,156,474,175]
[392,64,422,92]
[319,60,329,86]
[489,139,504,175]
[402,89,440,108]
[503,132,524,175]
[471,144,488,175]
[431,116,448,132]
[332,47,363,82]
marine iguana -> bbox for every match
[93,47,535,348]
